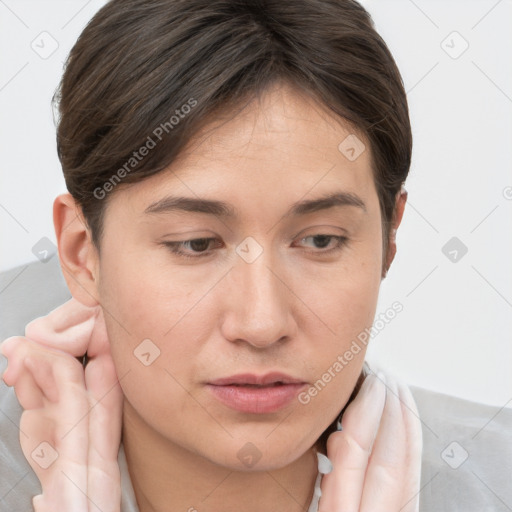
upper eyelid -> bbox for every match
[164,233,346,244]
[161,226,348,242]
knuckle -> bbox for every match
[32,494,52,512]
[24,318,38,337]
[0,336,26,357]
[58,357,84,381]
[371,463,402,488]
[327,431,368,461]
[25,315,50,338]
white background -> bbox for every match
[0,0,511,408]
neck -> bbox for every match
[122,400,319,512]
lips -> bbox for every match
[206,372,307,414]
[209,372,305,387]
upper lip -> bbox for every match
[208,372,306,386]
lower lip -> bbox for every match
[207,383,306,414]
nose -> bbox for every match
[220,248,296,349]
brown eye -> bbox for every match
[188,238,211,252]
[162,238,222,259]
[298,234,348,252]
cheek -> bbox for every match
[290,236,382,344]
[289,239,381,415]
[96,252,216,414]
[98,245,205,340]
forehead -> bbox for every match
[108,81,376,217]
[181,81,371,172]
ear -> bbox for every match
[53,193,100,307]
[382,186,408,279]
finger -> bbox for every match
[25,298,98,357]
[1,338,57,409]
[26,297,96,335]
[25,353,63,402]
[2,337,78,406]
[360,374,406,512]
[85,352,123,512]
[1,336,27,384]
[21,409,88,512]
[397,382,423,512]
[14,343,89,466]
[318,373,386,512]
[86,353,123,460]
[17,351,90,512]
[47,360,90,509]
[87,307,112,359]
[50,356,89,464]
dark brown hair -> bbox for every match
[54,0,410,451]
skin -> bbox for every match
[1,80,420,511]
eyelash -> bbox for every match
[162,234,348,260]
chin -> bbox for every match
[199,434,315,473]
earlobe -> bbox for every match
[382,187,408,278]
[53,193,100,307]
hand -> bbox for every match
[0,298,123,512]
[319,372,422,511]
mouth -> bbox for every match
[206,372,307,414]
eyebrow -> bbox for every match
[143,191,367,218]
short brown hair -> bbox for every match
[54,0,411,451]
[55,0,411,266]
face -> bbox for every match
[94,81,383,470]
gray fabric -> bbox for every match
[0,258,71,341]
[1,259,511,511]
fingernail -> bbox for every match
[336,415,343,431]
[317,452,333,474]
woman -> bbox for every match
[0,0,422,510]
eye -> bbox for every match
[295,234,348,253]
[162,238,222,259]
[161,233,348,260]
